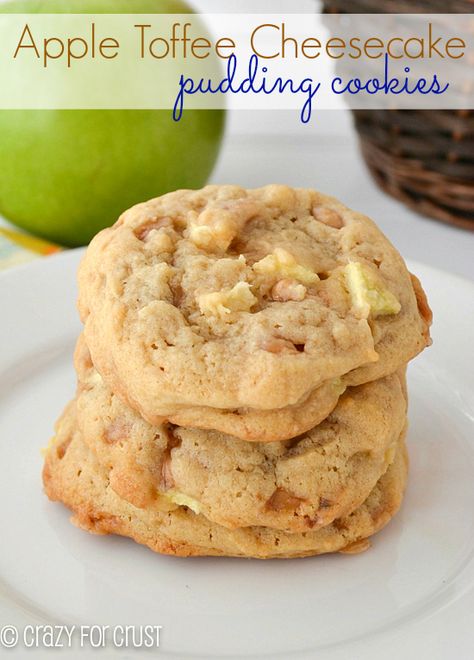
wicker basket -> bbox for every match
[322,1,474,230]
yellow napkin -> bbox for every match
[0,227,61,271]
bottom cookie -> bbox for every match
[43,414,408,559]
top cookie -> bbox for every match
[78,185,431,425]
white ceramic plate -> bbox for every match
[0,250,473,660]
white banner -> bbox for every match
[0,13,472,122]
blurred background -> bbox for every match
[0,0,472,280]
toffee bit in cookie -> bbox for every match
[134,217,173,241]
[312,206,344,229]
[266,488,305,512]
[410,273,433,328]
[164,490,202,515]
[260,337,299,354]
[160,426,182,490]
[56,437,72,460]
[345,262,401,318]
[104,419,131,444]
[271,278,307,302]
[253,248,319,287]
[319,497,332,509]
[198,281,257,319]
[161,455,175,491]
[171,282,185,307]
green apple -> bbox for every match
[0,0,225,246]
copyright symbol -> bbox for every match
[0,626,18,648]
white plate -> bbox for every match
[0,250,473,660]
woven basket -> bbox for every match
[322,1,474,230]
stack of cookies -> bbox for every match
[43,185,432,559]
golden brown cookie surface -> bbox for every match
[74,333,345,443]
[43,409,408,560]
[78,185,430,426]
[72,341,407,533]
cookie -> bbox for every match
[43,413,408,559]
[73,339,407,533]
[78,185,430,432]
[75,334,345,443]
